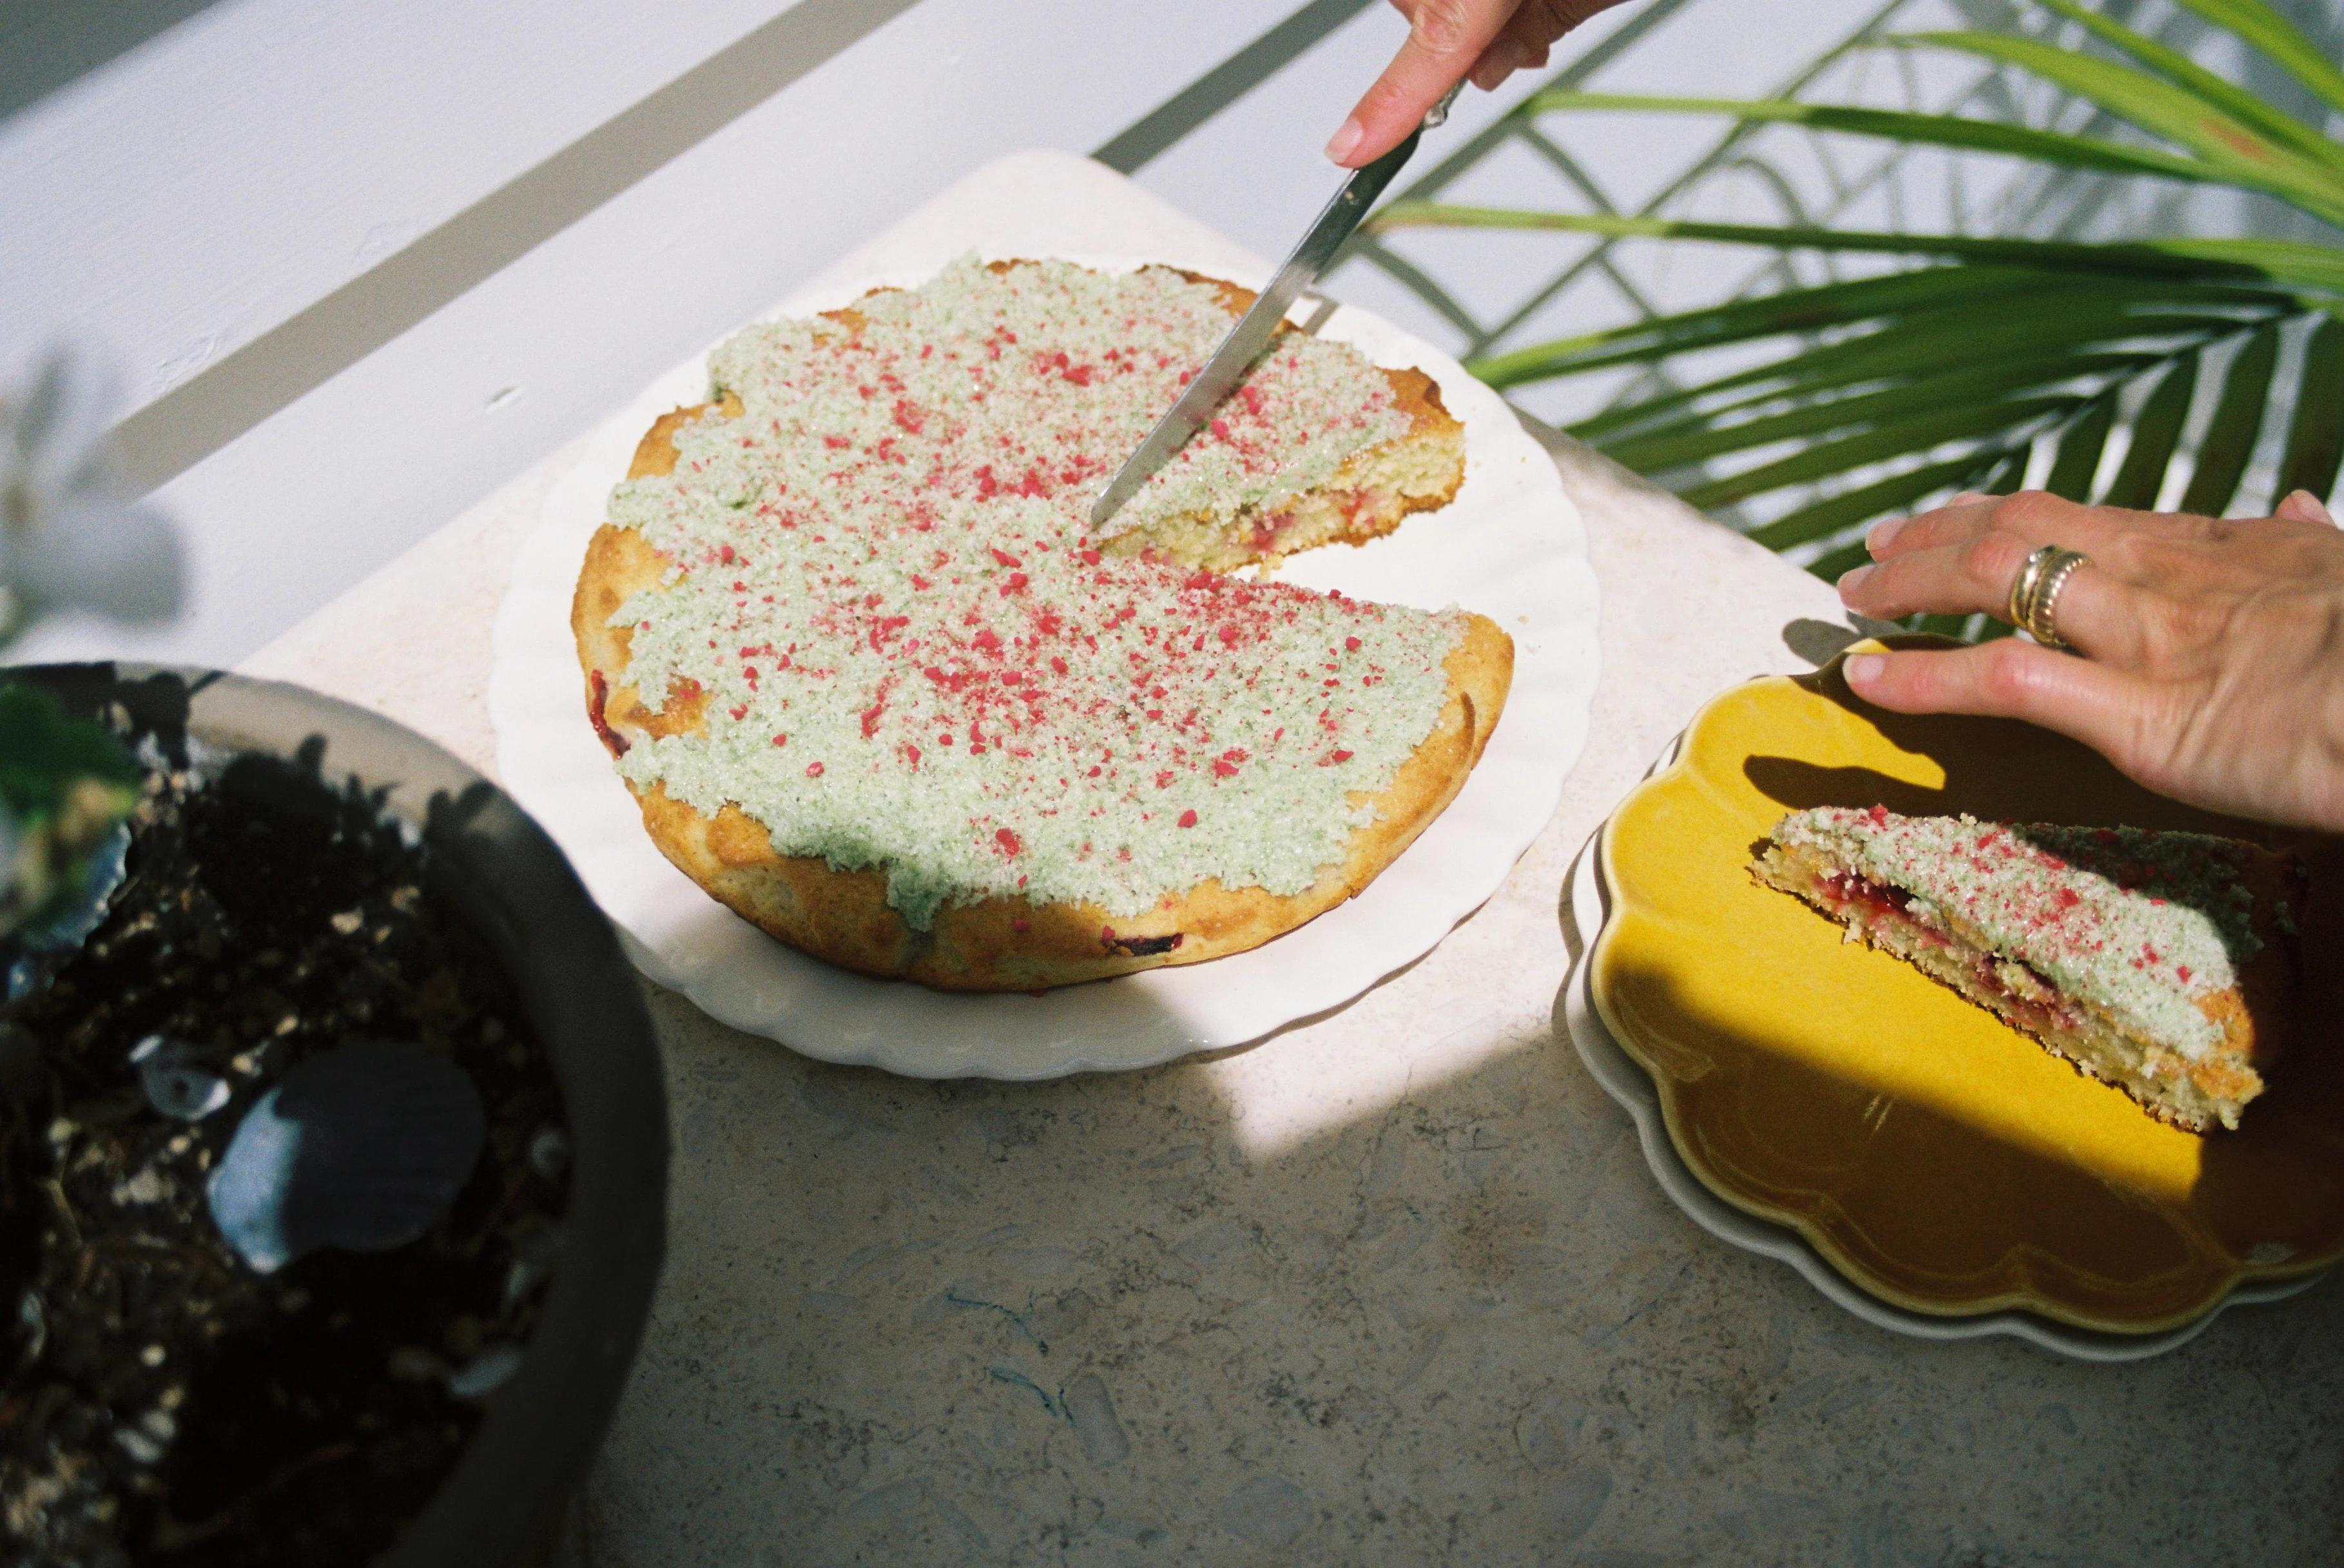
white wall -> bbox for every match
[2,0,796,403]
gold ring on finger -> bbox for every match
[2008,545,2089,651]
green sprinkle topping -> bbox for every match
[1778,807,2269,1060]
[606,258,1465,929]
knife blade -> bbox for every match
[1089,84,1462,532]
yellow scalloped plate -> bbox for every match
[1592,639,2344,1332]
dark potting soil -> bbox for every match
[0,757,569,1567]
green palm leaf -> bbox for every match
[1369,205,2344,295]
[2277,317,2344,503]
[2014,0,2344,168]
[1591,348,2161,456]
[1603,355,2140,472]
[2099,354,2200,508]
[1522,90,2226,184]
[2178,324,2281,515]
[1466,264,2077,387]
[1892,31,2344,222]
[2043,395,2118,499]
[1751,455,2006,551]
[2167,0,2344,119]
[1386,0,2344,629]
[1683,396,2080,510]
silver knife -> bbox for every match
[1089,83,1464,531]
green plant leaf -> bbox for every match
[1600,355,2140,472]
[0,682,139,822]
[2153,0,2344,121]
[1979,447,2035,496]
[2098,353,2200,508]
[2017,0,2344,166]
[1371,206,2344,295]
[1686,396,2078,509]
[1518,271,2252,398]
[2277,316,2344,504]
[1587,345,2161,453]
[1750,454,1997,550]
[1572,282,2255,421]
[1574,347,2162,447]
[2043,396,2118,499]
[1894,32,2344,222]
[2180,324,2281,515]
[1524,90,2227,184]
[1466,264,2073,386]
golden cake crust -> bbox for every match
[572,269,1508,990]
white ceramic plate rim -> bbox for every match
[1560,733,2325,1361]
[490,249,1600,1078]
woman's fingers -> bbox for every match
[1865,489,2215,568]
[2279,489,2338,527]
[1837,529,2138,660]
[1841,641,2165,780]
[1332,1,1628,164]
[1330,1,1512,166]
[1477,1,1613,87]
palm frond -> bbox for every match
[1373,0,2344,612]
[2278,318,2344,500]
[2013,0,2344,168]
[1518,90,2227,186]
[1368,205,2344,295]
[2164,0,2344,119]
[2099,354,2200,508]
[1889,31,2344,223]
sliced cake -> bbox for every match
[1752,806,2301,1130]
[571,256,1509,990]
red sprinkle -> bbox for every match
[1177,809,1198,828]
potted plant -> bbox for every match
[1,359,668,1565]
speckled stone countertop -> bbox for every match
[243,153,2344,1566]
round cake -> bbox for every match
[572,257,1513,989]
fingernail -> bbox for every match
[1864,517,1904,554]
[2283,489,2336,526]
[1948,490,1991,507]
[1837,563,1874,597]
[1843,653,1885,688]
[1324,117,1364,165]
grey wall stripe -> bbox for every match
[1092,0,1376,174]
[112,0,922,491]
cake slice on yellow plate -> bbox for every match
[1754,806,2301,1131]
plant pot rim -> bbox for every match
[7,661,669,1568]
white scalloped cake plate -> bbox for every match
[1560,737,2325,1362]
[490,250,1600,1078]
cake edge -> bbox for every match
[569,264,1511,990]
